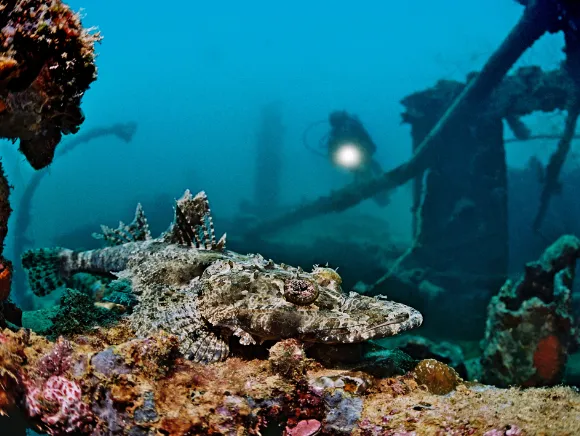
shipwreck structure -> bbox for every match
[371,66,578,339]
[242,0,580,340]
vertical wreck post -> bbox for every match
[252,102,285,217]
[369,66,575,340]
[384,81,510,339]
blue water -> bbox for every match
[2,0,571,300]
[2,3,580,433]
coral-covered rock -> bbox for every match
[481,235,580,387]
[0,0,101,169]
[308,372,373,434]
[269,338,309,380]
[114,331,180,379]
[413,359,462,395]
[0,326,579,434]
[0,331,24,415]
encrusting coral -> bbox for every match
[0,324,578,435]
[0,0,101,169]
[480,234,580,387]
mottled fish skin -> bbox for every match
[22,190,423,364]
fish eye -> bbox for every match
[283,279,319,305]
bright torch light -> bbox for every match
[332,142,363,169]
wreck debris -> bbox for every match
[243,0,578,237]
[533,98,580,231]
[0,149,18,330]
[251,101,285,218]
[480,234,580,387]
[355,64,580,342]
[13,122,138,310]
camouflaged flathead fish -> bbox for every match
[22,190,423,363]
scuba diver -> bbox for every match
[304,110,390,207]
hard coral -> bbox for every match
[25,375,94,434]
[413,359,462,395]
[0,0,101,169]
[0,331,25,415]
[481,235,580,387]
[269,338,309,380]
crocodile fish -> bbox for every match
[22,190,423,363]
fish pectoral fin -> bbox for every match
[93,203,152,246]
[181,330,230,364]
[232,327,256,346]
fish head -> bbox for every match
[198,257,423,345]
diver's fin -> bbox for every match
[162,190,226,250]
[21,248,69,296]
[93,203,151,246]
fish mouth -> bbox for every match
[359,306,423,336]
[298,304,423,344]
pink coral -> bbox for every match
[36,337,73,378]
[25,375,93,434]
[484,426,522,436]
[285,419,322,436]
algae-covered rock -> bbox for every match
[22,306,59,335]
[49,288,120,338]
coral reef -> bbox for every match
[22,189,423,364]
[0,325,578,434]
[48,288,121,338]
[480,234,580,387]
[0,0,101,169]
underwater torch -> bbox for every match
[302,111,389,206]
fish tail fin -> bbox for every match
[21,247,71,297]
